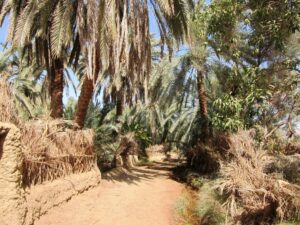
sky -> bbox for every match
[0,16,8,51]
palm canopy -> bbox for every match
[0,0,193,123]
[0,0,192,78]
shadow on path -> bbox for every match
[102,161,181,185]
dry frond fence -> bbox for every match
[21,120,96,186]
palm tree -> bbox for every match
[0,48,48,119]
[1,0,192,125]
[187,1,210,137]
[0,0,76,118]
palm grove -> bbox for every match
[0,0,300,223]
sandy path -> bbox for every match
[36,162,184,225]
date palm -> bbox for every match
[0,0,75,118]
[1,0,192,126]
[0,48,47,118]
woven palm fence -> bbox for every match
[21,120,96,186]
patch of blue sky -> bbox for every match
[0,16,9,51]
[63,68,80,105]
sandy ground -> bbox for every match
[35,162,184,225]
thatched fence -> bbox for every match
[0,121,101,225]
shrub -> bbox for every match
[187,143,221,174]
[113,133,139,168]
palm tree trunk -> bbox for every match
[50,59,64,118]
[197,69,208,137]
[116,77,126,120]
[143,77,149,105]
[75,77,94,127]
[75,48,100,127]
[116,89,124,119]
[197,70,208,117]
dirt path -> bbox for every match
[36,162,184,225]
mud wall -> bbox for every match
[0,123,26,225]
[25,168,101,225]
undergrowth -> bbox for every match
[176,184,226,225]
[175,130,300,225]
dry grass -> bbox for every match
[176,188,202,225]
[176,185,226,225]
[21,120,96,186]
[145,144,165,153]
[217,130,300,224]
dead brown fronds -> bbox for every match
[285,142,300,155]
[187,134,230,174]
[117,133,139,156]
[21,119,96,186]
[0,80,97,186]
[114,133,139,168]
[0,79,20,125]
[188,143,221,174]
[217,130,300,224]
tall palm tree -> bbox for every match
[0,0,76,118]
[187,1,210,137]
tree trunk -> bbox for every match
[197,69,208,138]
[74,78,94,127]
[197,70,208,117]
[75,48,100,127]
[50,59,64,118]
[116,89,124,119]
[143,76,149,105]
[116,77,126,120]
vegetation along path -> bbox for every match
[36,162,184,225]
